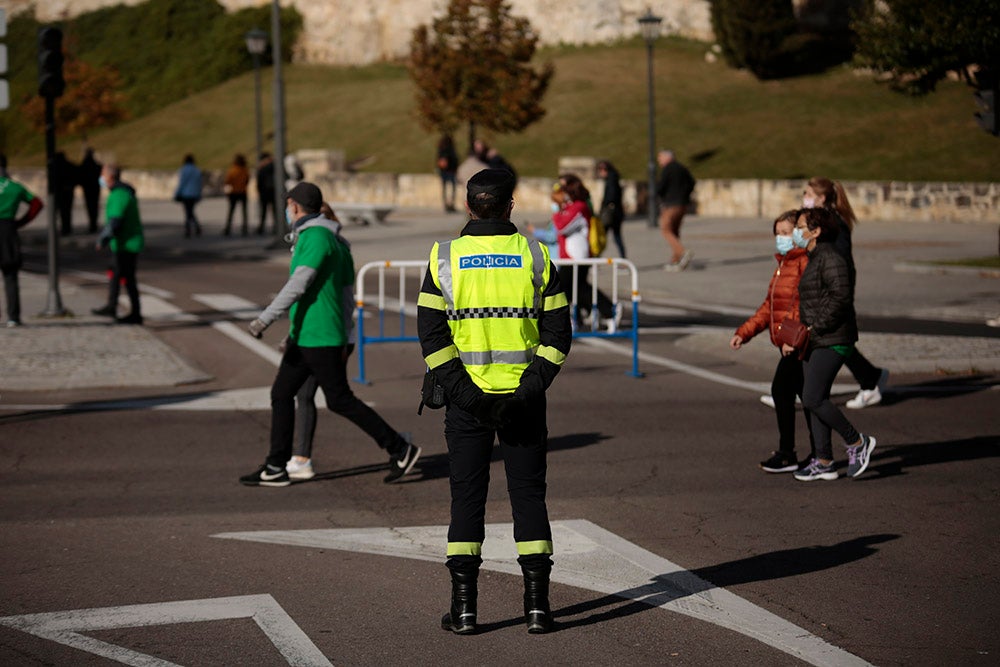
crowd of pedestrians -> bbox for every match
[730,179,885,482]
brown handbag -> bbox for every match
[776,292,810,359]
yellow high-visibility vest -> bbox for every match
[429,233,549,393]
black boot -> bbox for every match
[523,565,553,634]
[441,569,477,635]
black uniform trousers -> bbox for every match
[445,396,551,574]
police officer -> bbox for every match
[417,168,572,635]
[0,154,44,327]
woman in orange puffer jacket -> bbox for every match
[730,210,814,473]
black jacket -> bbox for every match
[416,218,572,411]
[798,241,858,349]
[656,161,695,207]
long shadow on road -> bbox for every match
[476,533,899,634]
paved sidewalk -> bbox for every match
[2,199,998,395]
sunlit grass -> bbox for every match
[19,38,999,182]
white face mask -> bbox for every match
[792,227,811,249]
[802,196,817,209]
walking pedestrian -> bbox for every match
[240,182,420,488]
[0,154,44,327]
[223,154,250,236]
[436,134,459,213]
[656,149,696,271]
[789,207,877,482]
[730,210,814,472]
[92,164,144,325]
[597,159,626,258]
[802,176,890,408]
[174,154,202,238]
[417,168,572,635]
[256,153,276,235]
[80,148,102,233]
[284,203,352,482]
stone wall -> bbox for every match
[10,167,998,224]
[11,1,713,64]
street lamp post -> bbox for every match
[270,0,287,245]
[638,8,663,229]
[245,28,267,170]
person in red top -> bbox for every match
[730,210,814,473]
[550,174,615,330]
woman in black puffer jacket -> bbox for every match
[786,208,877,482]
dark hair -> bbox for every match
[800,207,840,243]
[596,160,618,176]
[438,134,454,151]
[0,153,7,170]
[234,154,246,167]
[183,154,195,164]
[773,209,799,234]
[468,191,510,219]
[559,173,590,203]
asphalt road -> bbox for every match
[1,205,998,666]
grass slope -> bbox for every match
[17,39,1000,182]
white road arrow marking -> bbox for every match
[0,594,331,667]
[214,520,872,667]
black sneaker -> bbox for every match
[240,464,290,487]
[115,313,144,325]
[384,435,421,484]
[91,305,116,317]
[760,451,798,473]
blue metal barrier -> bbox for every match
[352,258,642,384]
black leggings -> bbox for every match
[266,342,404,468]
[846,348,882,389]
[771,353,814,459]
[558,264,613,322]
[801,347,861,461]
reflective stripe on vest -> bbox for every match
[432,234,549,392]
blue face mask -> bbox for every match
[792,227,810,249]
[775,235,795,255]
[285,208,294,227]
[550,202,560,213]
[98,176,108,189]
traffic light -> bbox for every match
[37,26,65,98]
[973,68,998,137]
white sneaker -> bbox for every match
[285,458,315,480]
[677,250,693,270]
[846,369,889,409]
[605,304,624,333]
[759,395,801,409]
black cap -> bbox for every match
[466,168,515,206]
[285,182,323,213]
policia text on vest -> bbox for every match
[417,169,573,635]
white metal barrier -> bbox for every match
[352,258,642,384]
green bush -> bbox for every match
[1,0,301,155]
[710,0,799,79]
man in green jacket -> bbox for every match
[240,182,420,487]
[92,163,144,325]
[0,154,45,327]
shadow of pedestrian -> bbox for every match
[389,432,612,483]
[875,374,998,407]
[860,435,999,479]
[540,533,899,632]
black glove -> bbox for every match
[472,394,502,427]
[490,396,526,428]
